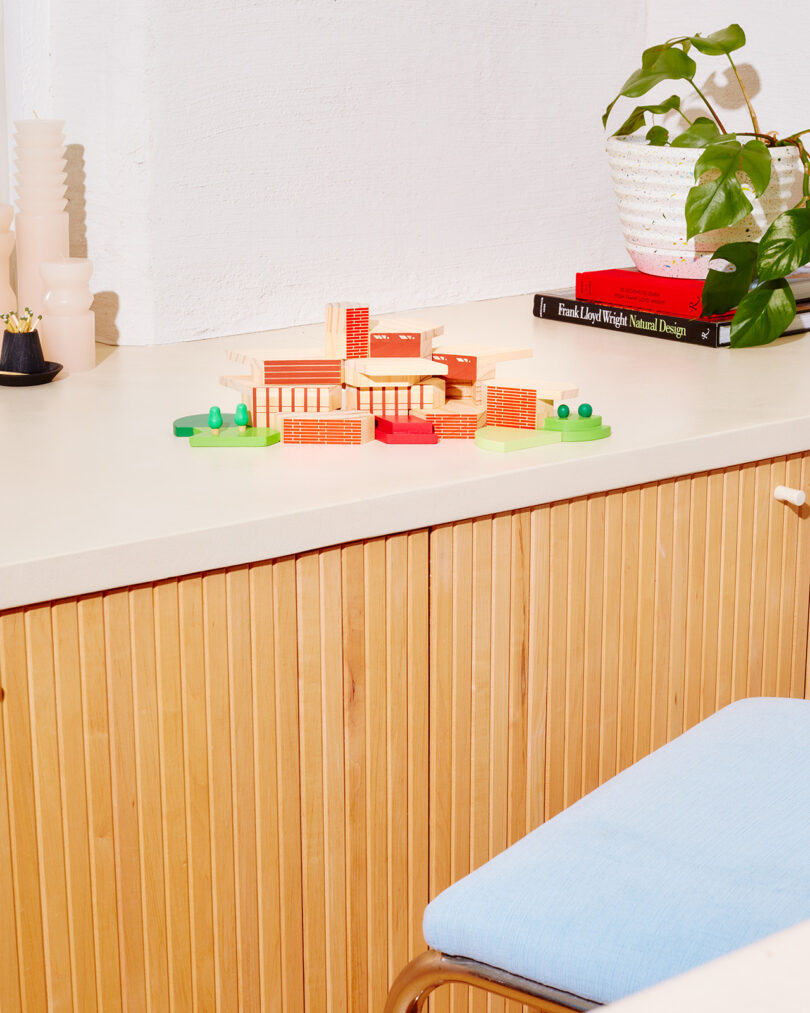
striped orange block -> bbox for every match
[263,359,342,384]
[271,411,375,445]
[486,385,541,430]
[412,403,485,439]
[346,305,371,359]
[325,302,370,359]
[252,385,342,425]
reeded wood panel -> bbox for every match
[428,453,810,1013]
[0,531,429,1012]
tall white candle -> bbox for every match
[40,259,96,373]
[14,120,70,318]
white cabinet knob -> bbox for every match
[774,485,806,507]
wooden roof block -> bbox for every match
[344,357,448,379]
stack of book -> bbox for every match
[533,268,810,348]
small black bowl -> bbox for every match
[0,360,62,386]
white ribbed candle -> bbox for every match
[14,120,70,317]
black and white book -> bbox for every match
[533,288,810,349]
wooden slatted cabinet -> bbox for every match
[1,454,809,1011]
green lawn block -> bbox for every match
[475,426,563,453]
[544,414,604,432]
[559,424,611,442]
[173,412,235,437]
[189,426,280,447]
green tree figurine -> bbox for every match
[208,405,223,436]
[234,402,250,435]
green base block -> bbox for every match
[544,414,611,441]
[174,412,235,437]
[475,426,563,453]
[544,414,604,432]
[189,426,280,447]
[559,424,611,442]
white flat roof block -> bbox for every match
[344,357,449,378]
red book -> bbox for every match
[575,268,732,319]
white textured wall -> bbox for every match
[4,1,646,344]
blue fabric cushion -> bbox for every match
[423,697,810,1004]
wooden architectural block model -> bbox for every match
[209,304,601,454]
[484,381,580,430]
[270,410,375,445]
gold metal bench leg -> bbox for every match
[384,950,589,1013]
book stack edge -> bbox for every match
[533,268,810,348]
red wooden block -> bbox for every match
[369,332,432,358]
[375,414,436,435]
[375,431,439,445]
[432,351,478,383]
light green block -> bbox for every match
[189,426,280,447]
[475,426,563,453]
[560,424,611,442]
[544,414,604,432]
[174,412,235,436]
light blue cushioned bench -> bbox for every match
[385,697,810,1011]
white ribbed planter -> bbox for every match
[606,135,804,278]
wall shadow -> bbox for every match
[65,143,121,343]
[702,63,762,114]
[93,291,120,344]
[65,144,88,257]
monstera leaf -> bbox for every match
[646,125,669,146]
[757,209,810,281]
[612,95,682,137]
[687,24,746,55]
[670,117,723,148]
[686,139,771,238]
[603,46,696,127]
[729,280,796,347]
[701,242,758,315]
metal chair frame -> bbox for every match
[384,949,600,1013]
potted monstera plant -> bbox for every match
[604,24,810,348]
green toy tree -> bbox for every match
[208,405,223,436]
[234,402,250,435]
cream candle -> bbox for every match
[40,258,95,373]
[14,120,70,317]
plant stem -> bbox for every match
[726,53,760,135]
[789,137,810,204]
[676,108,695,127]
[689,79,726,133]
[784,129,810,141]
[736,131,778,146]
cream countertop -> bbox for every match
[603,918,810,1012]
[3,293,810,609]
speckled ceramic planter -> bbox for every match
[606,135,803,278]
